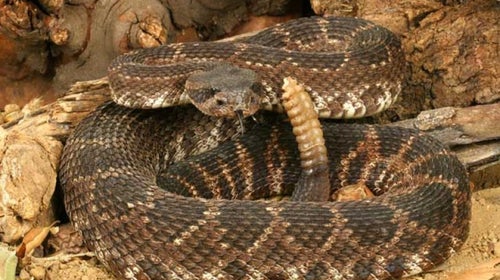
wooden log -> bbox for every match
[391,103,500,172]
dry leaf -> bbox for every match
[335,182,375,201]
[15,221,59,259]
[0,246,17,280]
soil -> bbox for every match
[11,186,500,280]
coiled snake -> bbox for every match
[59,17,471,279]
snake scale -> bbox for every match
[59,17,471,279]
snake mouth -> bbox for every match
[230,94,260,118]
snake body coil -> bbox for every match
[107,17,405,119]
[59,16,471,279]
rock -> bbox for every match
[0,130,62,242]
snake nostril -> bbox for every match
[214,94,228,106]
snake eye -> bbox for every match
[251,83,264,94]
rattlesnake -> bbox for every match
[59,16,471,279]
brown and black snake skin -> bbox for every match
[59,17,471,279]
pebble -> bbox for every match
[492,242,500,256]
[29,266,46,280]
[2,103,22,123]
[18,269,30,280]
[3,104,20,114]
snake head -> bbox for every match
[185,65,263,118]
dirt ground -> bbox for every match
[8,186,498,280]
